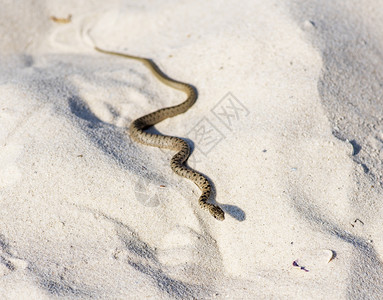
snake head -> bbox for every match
[210,206,225,221]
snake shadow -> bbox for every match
[185,137,246,222]
[147,127,246,222]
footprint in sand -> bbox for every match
[157,226,221,285]
[134,178,162,207]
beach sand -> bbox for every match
[1,0,383,299]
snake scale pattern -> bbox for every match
[95,47,225,221]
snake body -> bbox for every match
[95,47,225,221]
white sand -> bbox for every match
[1,0,383,299]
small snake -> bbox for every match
[95,47,225,221]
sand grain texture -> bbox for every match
[1,0,383,299]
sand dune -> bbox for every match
[1,1,383,299]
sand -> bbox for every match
[1,0,383,299]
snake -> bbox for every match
[94,47,225,221]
